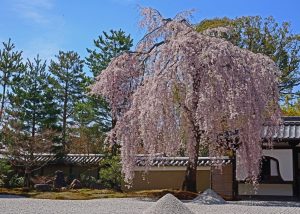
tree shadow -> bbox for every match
[0,194,26,199]
[229,200,300,207]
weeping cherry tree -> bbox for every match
[90,8,282,192]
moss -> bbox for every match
[0,188,198,200]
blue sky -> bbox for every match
[0,0,299,66]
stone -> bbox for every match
[70,179,82,189]
[46,180,53,185]
[53,170,66,189]
[34,184,52,192]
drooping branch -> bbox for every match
[91,8,282,186]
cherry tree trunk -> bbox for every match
[182,157,198,192]
[24,168,31,189]
[182,133,200,193]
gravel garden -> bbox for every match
[1,189,300,214]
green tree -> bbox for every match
[3,55,59,187]
[86,29,133,77]
[8,55,59,137]
[49,51,86,151]
[196,16,300,99]
[281,95,300,116]
[70,87,109,154]
[74,77,112,131]
[74,29,133,154]
[86,29,133,132]
[196,17,232,33]
[0,39,25,125]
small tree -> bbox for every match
[99,155,122,191]
[91,8,282,192]
[2,121,54,188]
[0,159,14,187]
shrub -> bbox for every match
[9,174,24,188]
[79,174,101,189]
[0,160,14,187]
[99,156,122,191]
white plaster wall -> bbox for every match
[270,159,278,176]
[236,149,293,181]
[238,183,293,196]
[262,149,293,181]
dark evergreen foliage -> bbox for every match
[86,29,133,77]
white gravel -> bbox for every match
[0,196,300,214]
[143,193,194,214]
[193,189,226,205]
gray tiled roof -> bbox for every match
[0,154,105,166]
[263,116,300,141]
[1,153,232,167]
[135,156,232,167]
[36,154,105,165]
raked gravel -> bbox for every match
[0,196,300,214]
[143,193,195,214]
[193,189,226,205]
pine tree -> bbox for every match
[8,55,59,137]
[49,51,86,151]
[0,39,25,125]
[70,81,111,154]
[86,29,133,77]
[4,55,58,187]
[86,29,133,132]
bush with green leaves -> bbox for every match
[99,156,122,191]
[0,160,14,187]
[79,174,101,189]
[8,174,24,188]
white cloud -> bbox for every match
[12,0,54,24]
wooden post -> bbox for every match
[232,152,238,200]
[210,165,213,190]
[40,167,44,176]
[69,165,73,178]
[97,166,100,180]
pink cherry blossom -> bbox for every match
[90,8,282,185]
